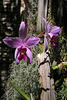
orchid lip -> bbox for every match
[18,45,27,53]
[18,54,27,61]
[17,45,27,61]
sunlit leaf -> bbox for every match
[52,65,57,70]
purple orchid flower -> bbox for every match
[42,18,61,52]
[3,22,40,64]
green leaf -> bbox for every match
[65,88,67,99]
[62,37,67,42]
[52,65,57,70]
[9,81,30,100]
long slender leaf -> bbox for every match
[9,81,30,100]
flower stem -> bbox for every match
[27,62,33,100]
[37,31,45,37]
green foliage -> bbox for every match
[39,43,44,53]
[55,81,67,100]
[9,81,30,100]
[54,65,67,100]
[52,65,57,70]
[52,62,67,70]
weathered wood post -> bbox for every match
[37,52,50,100]
[37,51,56,100]
[37,0,48,33]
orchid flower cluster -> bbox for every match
[3,18,61,64]
[42,18,61,52]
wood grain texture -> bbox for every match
[37,52,56,100]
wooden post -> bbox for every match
[37,0,45,33]
[37,51,56,100]
[37,0,48,33]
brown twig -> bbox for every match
[57,62,67,68]
[37,31,45,37]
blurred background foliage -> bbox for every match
[0,0,67,100]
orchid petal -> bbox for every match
[50,26,61,35]
[44,36,48,52]
[48,33,56,39]
[24,37,29,42]
[26,48,32,64]
[47,22,51,33]
[19,22,26,42]
[16,58,20,64]
[42,17,47,30]
[25,37,40,48]
[15,48,20,64]
[42,18,51,35]
[15,48,19,60]
[3,37,22,48]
